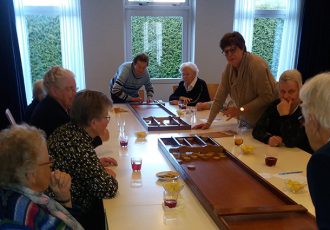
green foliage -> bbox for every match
[252,18,284,77]
[26,15,62,83]
[131,16,183,78]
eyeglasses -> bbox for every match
[104,116,111,121]
[38,156,54,166]
[222,46,237,56]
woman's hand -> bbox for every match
[50,170,72,207]
[170,100,179,105]
[277,99,291,116]
[192,123,210,130]
[100,157,118,167]
[196,102,211,111]
[179,96,192,104]
[131,97,143,103]
[223,106,240,120]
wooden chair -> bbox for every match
[172,83,219,100]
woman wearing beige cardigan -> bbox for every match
[194,31,277,129]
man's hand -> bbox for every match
[49,170,71,204]
[131,97,143,103]
[268,136,283,147]
[277,99,291,116]
[100,157,118,167]
[192,123,210,130]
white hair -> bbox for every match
[279,69,302,89]
[179,62,199,76]
[300,72,330,129]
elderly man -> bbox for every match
[252,70,312,153]
[30,66,76,137]
[300,72,330,229]
[110,53,154,103]
[169,62,210,106]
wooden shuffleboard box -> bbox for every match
[127,103,191,131]
[158,135,317,230]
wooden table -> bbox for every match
[97,104,315,229]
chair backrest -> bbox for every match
[207,83,219,100]
[171,83,219,100]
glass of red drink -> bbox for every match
[163,190,179,208]
[265,155,278,167]
[131,157,142,172]
[119,134,128,148]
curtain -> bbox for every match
[233,0,255,52]
[276,0,303,78]
[60,0,86,91]
[0,0,27,130]
[297,0,330,81]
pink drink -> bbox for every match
[131,161,142,171]
[120,140,128,147]
[164,199,177,208]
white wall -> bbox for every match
[81,0,235,101]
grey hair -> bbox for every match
[279,69,302,89]
[300,72,330,129]
[180,62,199,77]
[0,125,46,186]
[43,66,75,93]
[32,79,46,100]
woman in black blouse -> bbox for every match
[169,62,211,106]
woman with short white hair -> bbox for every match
[169,62,211,106]
[300,72,330,229]
[0,125,83,229]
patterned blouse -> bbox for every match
[47,122,118,212]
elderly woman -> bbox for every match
[0,125,83,229]
[47,90,118,230]
[24,79,46,122]
[169,62,210,106]
[252,70,312,153]
[194,31,277,129]
[300,73,330,229]
[30,66,76,137]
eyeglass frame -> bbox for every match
[38,156,54,166]
[221,46,238,56]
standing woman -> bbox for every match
[300,72,330,229]
[194,31,277,129]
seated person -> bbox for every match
[24,79,46,122]
[169,62,210,106]
[30,66,76,137]
[109,53,154,103]
[300,72,330,228]
[0,125,83,229]
[47,90,118,230]
[252,70,313,153]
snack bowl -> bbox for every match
[285,178,307,193]
[240,145,255,154]
[176,109,185,117]
[135,131,147,139]
[162,180,184,193]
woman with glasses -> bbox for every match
[0,125,83,229]
[194,31,277,129]
[299,73,330,229]
[252,70,312,153]
[47,90,118,230]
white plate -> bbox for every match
[156,171,180,181]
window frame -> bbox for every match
[124,0,194,80]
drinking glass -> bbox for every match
[131,157,142,172]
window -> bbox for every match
[124,0,194,79]
[13,0,85,103]
[234,0,303,79]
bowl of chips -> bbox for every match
[135,131,147,139]
[285,178,307,193]
[240,145,255,154]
